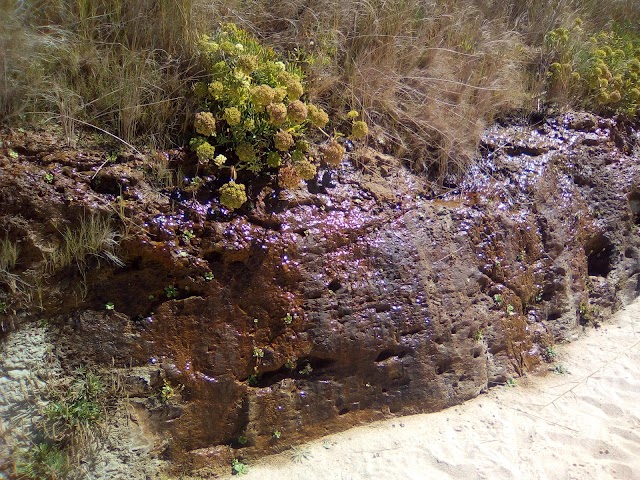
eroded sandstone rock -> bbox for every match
[1,113,639,475]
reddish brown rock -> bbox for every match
[1,113,640,473]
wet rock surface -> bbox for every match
[1,113,640,475]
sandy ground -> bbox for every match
[229,300,640,480]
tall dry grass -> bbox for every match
[217,0,640,181]
[0,0,205,147]
[1,0,639,178]
[214,0,527,181]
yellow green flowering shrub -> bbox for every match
[190,24,368,211]
[546,21,640,116]
[219,181,247,210]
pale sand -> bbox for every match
[229,299,640,480]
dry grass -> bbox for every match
[0,236,19,272]
[214,1,528,182]
[0,0,204,147]
[214,0,640,183]
[50,213,123,273]
[1,0,639,181]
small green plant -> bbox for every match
[283,312,293,325]
[237,435,248,445]
[506,304,515,316]
[284,357,298,370]
[299,362,313,375]
[252,347,264,359]
[272,429,282,439]
[553,364,568,375]
[579,302,588,315]
[579,301,601,326]
[506,377,517,387]
[44,172,55,184]
[182,230,195,242]
[8,149,18,159]
[0,301,6,314]
[43,369,105,443]
[473,328,485,343]
[165,285,178,299]
[246,374,259,386]
[159,379,183,403]
[106,151,118,163]
[493,294,503,306]
[543,345,557,362]
[105,302,115,311]
[204,271,214,281]
[232,458,248,475]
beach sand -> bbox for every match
[228,299,640,480]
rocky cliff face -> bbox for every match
[1,112,639,475]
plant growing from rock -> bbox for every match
[231,458,248,475]
[49,214,124,275]
[299,362,313,375]
[190,23,367,210]
[473,328,485,343]
[44,369,105,435]
[492,293,503,306]
[165,285,178,299]
[542,345,557,362]
[553,363,568,375]
[252,346,265,359]
[182,229,195,242]
[12,368,112,478]
[290,446,313,463]
[159,379,183,403]
[15,443,70,480]
[284,357,298,370]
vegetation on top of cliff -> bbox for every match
[189,23,368,209]
[0,0,639,184]
[546,20,640,115]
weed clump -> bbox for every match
[190,24,366,210]
[13,369,110,480]
[14,443,70,480]
[49,214,123,273]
